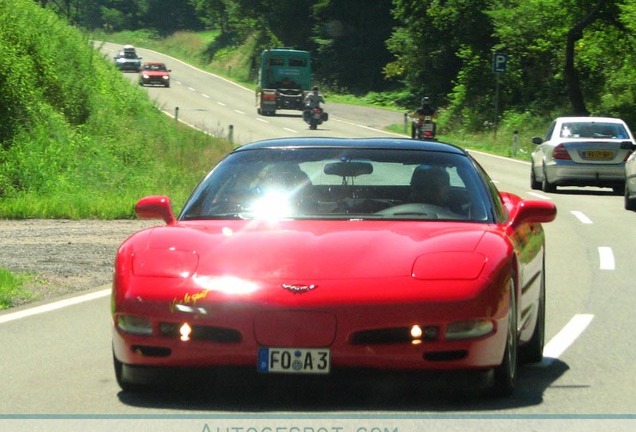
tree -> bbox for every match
[312,0,395,93]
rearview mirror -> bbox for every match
[324,161,373,177]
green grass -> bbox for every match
[0,268,34,310]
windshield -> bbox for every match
[560,122,629,139]
[180,147,493,222]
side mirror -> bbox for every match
[620,140,636,150]
[135,195,176,225]
[507,199,557,232]
[531,137,543,145]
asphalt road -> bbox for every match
[1,43,635,432]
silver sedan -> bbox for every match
[530,116,635,194]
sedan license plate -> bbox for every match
[581,150,614,160]
[257,347,330,374]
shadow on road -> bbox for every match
[117,359,570,412]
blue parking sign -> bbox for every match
[493,52,507,73]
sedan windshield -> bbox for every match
[560,122,629,139]
[180,147,493,222]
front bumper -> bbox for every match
[112,301,509,373]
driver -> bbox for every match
[409,166,451,207]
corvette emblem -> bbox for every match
[281,283,317,294]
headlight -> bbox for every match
[445,319,494,340]
[163,76,169,80]
[142,74,150,79]
[117,314,153,335]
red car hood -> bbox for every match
[131,220,488,280]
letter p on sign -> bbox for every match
[493,52,507,73]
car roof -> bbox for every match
[232,137,469,155]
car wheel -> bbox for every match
[541,168,556,193]
[520,261,545,364]
[625,186,636,211]
[530,166,541,190]
[613,184,625,196]
[113,349,150,392]
[491,277,518,397]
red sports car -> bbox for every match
[138,62,171,87]
[112,137,557,396]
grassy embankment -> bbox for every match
[0,3,232,307]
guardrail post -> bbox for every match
[229,124,234,143]
[512,130,518,157]
[175,107,179,123]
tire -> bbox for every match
[113,349,156,392]
[530,166,541,190]
[520,261,545,364]
[613,184,625,195]
[113,350,140,392]
[491,277,518,397]
[541,168,556,193]
[625,186,636,211]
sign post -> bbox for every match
[492,52,507,139]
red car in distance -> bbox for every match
[138,62,171,87]
[111,137,557,397]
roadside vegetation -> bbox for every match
[0,2,233,221]
[0,269,35,309]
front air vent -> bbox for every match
[159,323,242,343]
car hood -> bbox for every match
[129,220,490,281]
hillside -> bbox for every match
[0,0,230,219]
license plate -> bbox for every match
[422,123,435,131]
[257,347,330,374]
[581,150,614,160]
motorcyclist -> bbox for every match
[303,86,325,121]
[411,97,436,138]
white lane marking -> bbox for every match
[201,93,210,99]
[571,210,593,224]
[234,110,245,115]
[283,128,298,133]
[217,101,226,107]
[188,87,197,92]
[527,192,551,200]
[539,313,594,367]
[256,118,269,123]
[598,247,615,270]
[0,289,110,324]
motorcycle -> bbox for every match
[412,115,437,140]
[303,105,328,130]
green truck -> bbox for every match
[256,48,312,116]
